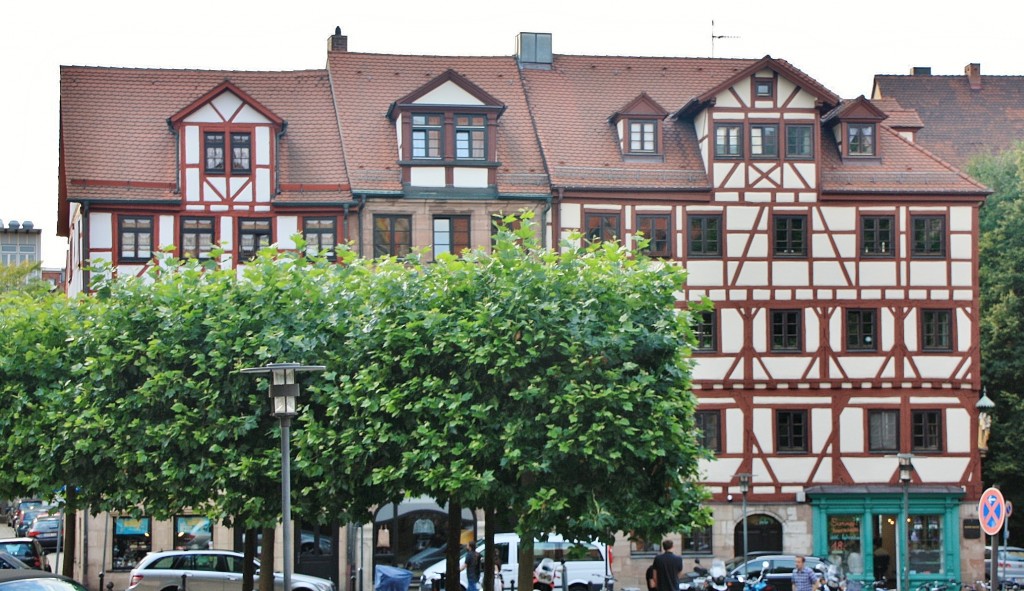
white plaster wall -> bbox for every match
[726,408,744,454]
[184,103,223,123]
[772,261,809,286]
[950,234,973,260]
[788,88,819,109]
[913,457,970,483]
[256,169,271,202]
[844,457,898,483]
[205,177,226,202]
[909,261,947,286]
[715,163,745,188]
[859,261,897,286]
[811,408,831,453]
[716,83,746,107]
[277,216,298,250]
[838,357,887,380]
[686,260,723,286]
[949,206,973,232]
[692,357,735,382]
[220,217,233,249]
[231,177,252,202]
[767,457,818,483]
[256,127,270,166]
[185,126,200,165]
[159,215,175,249]
[752,310,767,351]
[183,168,198,202]
[914,356,960,378]
[561,203,582,229]
[839,408,864,453]
[760,357,813,380]
[946,408,971,453]
[453,168,489,188]
[89,212,112,249]
[753,408,773,453]
[702,457,743,482]
[951,261,973,286]
[396,113,404,156]
[415,81,485,105]
[805,312,820,351]
[957,308,973,352]
[734,260,768,285]
[211,92,243,120]
[722,308,744,354]
[812,261,849,286]
[234,105,271,124]
[410,167,446,187]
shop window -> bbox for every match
[112,516,152,571]
[827,515,864,576]
[908,515,944,574]
[174,515,212,550]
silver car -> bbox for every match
[125,550,335,591]
[985,546,1024,583]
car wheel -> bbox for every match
[161,586,180,591]
[569,584,589,591]
[534,584,552,591]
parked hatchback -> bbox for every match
[0,539,49,572]
[26,516,62,552]
[126,550,335,591]
[725,555,830,591]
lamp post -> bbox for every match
[737,473,751,574]
[242,362,325,591]
[897,454,914,591]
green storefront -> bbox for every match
[807,485,964,586]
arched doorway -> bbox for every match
[733,513,783,557]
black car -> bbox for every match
[0,569,87,591]
[725,555,830,591]
[0,539,50,571]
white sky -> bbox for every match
[3,0,1022,268]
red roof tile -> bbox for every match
[60,66,350,203]
[327,52,549,196]
[873,72,1024,168]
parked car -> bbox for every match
[15,508,54,538]
[0,570,87,591]
[724,555,830,591]
[8,501,42,529]
[125,550,335,591]
[420,533,610,591]
[0,551,32,570]
[985,546,1024,583]
[26,516,62,552]
[0,539,50,571]
[405,543,447,571]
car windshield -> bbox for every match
[0,580,88,591]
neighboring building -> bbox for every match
[872,64,1024,168]
[0,219,41,267]
[58,28,990,591]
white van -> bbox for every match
[419,533,612,591]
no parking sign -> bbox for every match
[980,487,1007,535]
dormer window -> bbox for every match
[629,120,657,153]
[412,115,443,159]
[455,115,486,159]
[205,131,252,175]
[848,123,875,156]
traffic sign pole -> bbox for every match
[981,487,1006,591]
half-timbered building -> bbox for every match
[57,28,989,591]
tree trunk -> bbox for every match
[61,486,76,577]
[517,537,533,591]
[259,526,276,591]
[242,527,258,591]
[446,501,462,591]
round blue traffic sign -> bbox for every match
[980,487,1006,535]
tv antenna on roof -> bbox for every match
[711,20,739,57]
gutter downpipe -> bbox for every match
[357,194,367,258]
[275,122,289,196]
[81,201,91,293]
[540,191,553,249]
[166,118,181,193]
[552,188,563,252]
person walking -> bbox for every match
[653,540,683,591]
[792,556,819,591]
[461,541,482,591]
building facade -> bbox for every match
[57,28,989,591]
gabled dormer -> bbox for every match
[167,81,285,208]
[822,96,888,160]
[609,92,669,159]
[387,69,505,191]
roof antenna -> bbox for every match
[711,20,739,57]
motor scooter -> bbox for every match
[705,559,729,591]
[743,561,771,591]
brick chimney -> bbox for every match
[965,63,982,90]
[329,26,348,52]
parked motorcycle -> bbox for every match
[679,560,711,591]
[706,559,729,591]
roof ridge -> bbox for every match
[60,65,328,75]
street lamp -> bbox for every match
[241,362,325,591]
[897,454,914,591]
[737,473,751,574]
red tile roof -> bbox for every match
[327,52,550,196]
[873,72,1024,168]
[520,55,760,190]
[59,66,350,203]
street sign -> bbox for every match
[980,487,1007,535]
[1008,501,1014,517]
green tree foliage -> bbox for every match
[0,261,52,297]
[970,144,1024,530]
[0,217,708,591]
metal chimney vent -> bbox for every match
[516,32,552,69]
[22,220,34,230]
[8,220,19,229]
